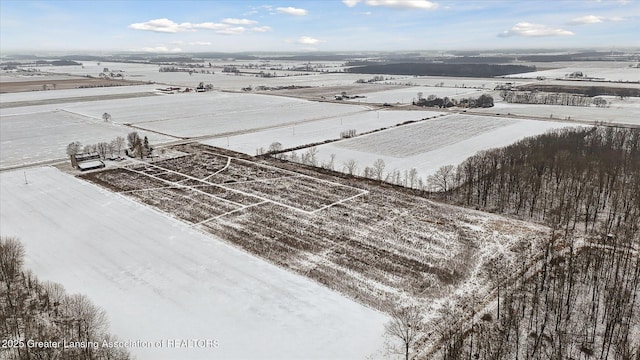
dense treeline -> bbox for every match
[346,63,536,77]
[450,126,639,234]
[436,228,639,360]
[500,90,605,107]
[0,236,130,360]
[431,126,640,359]
[517,85,640,98]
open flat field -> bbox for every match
[478,97,640,126]
[504,61,640,82]
[348,86,484,104]
[0,84,160,104]
[294,114,578,180]
[58,91,371,138]
[79,144,551,351]
[202,109,444,154]
[0,166,388,359]
[0,109,172,169]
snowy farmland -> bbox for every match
[504,64,640,82]
[0,84,160,103]
[349,86,484,104]
[38,62,377,90]
[292,114,578,181]
[77,143,551,353]
[202,109,444,154]
[477,98,640,126]
[0,166,388,359]
[57,91,371,138]
[0,109,172,169]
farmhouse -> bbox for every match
[70,152,105,171]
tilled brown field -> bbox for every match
[81,143,550,331]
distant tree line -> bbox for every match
[1,236,131,360]
[414,94,494,108]
[500,90,608,107]
[159,66,214,75]
[346,63,536,77]
[517,85,640,98]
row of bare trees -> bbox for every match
[66,132,152,160]
[1,236,130,360]
[500,90,608,107]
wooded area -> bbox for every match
[0,237,130,360]
[433,126,640,359]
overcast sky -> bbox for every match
[1,0,638,53]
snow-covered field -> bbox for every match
[292,114,578,180]
[202,109,444,154]
[0,84,159,103]
[0,110,173,169]
[37,62,374,90]
[58,92,371,138]
[504,63,640,82]
[0,166,388,359]
[479,97,640,126]
[349,86,483,104]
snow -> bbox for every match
[0,84,160,103]
[504,63,640,82]
[293,114,579,179]
[201,109,444,154]
[0,110,173,169]
[55,92,371,138]
[349,86,483,104]
[0,166,389,359]
[478,98,640,125]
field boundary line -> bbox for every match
[126,167,245,207]
[131,160,313,214]
[310,190,369,214]
[202,156,231,181]
[194,200,270,225]
[229,156,366,193]
[227,174,302,184]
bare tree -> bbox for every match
[126,132,140,151]
[66,141,82,156]
[111,137,124,156]
[343,159,359,175]
[428,165,456,192]
[386,305,422,360]
[96,142,109,159]
[372,158,386,180]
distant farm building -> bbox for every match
[70,152,105,171]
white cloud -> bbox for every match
[347,0,438,10]
[568,15,626,25]
[140,46,182,52]
[222,18,257,25]
[251,26,273,32]
[498,22,574,37]
[129,18,267,35]
[343,0,361,6]
[296,36,325,45]
[569,15,603,25]
[189,41,212,46]
[277,7,308,16]
[191,22,228,30]
[129,18,195,33]
[216,26,246,35]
